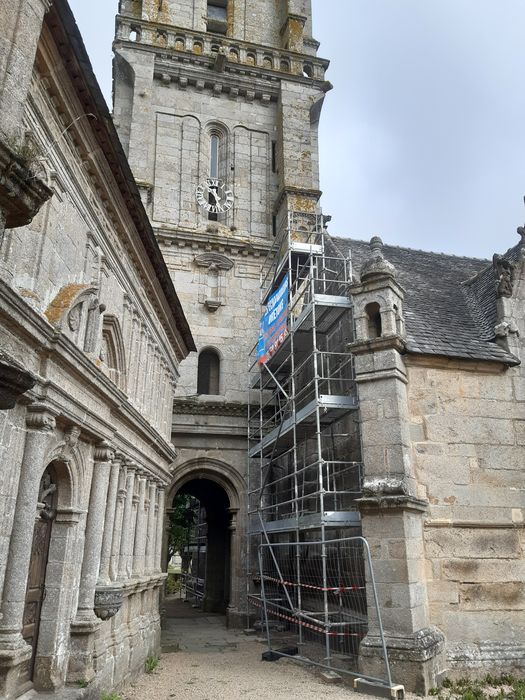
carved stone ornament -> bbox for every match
[360,236,397,282]
[94,440,115,464]
[194,253,234,271]
[68,303,82,332]
[494,320,519,338]
[57,424,81,461]
[94,586,123,621]
[362,477,409,497]
[36,471,57,522]
[493,254,515,298]
[26,404,57,432]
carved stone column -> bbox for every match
[109,464,127,582]
[75,442,114,621]
[0,405,57,698]
[97,453,123,585]
[132,473,148,577]
[68,442,113,684]
[145,481,157,574]
[154,485,166,573]
[118,463,136,579]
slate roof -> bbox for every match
[330,236,520,366]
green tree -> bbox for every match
[167,494,197,562]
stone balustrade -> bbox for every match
[115,16,328,82]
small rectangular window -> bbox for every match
[271,141,277,173]
[207,0,228,34]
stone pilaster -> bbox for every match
[0,404,57,699]
[145,481,157,574]
[110,464,127,582]
[132,472,148,577]
[349,239,446,693]
[154,485,166,573]
[98,453,123,585]
[118,463,136,579]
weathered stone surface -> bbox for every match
[0,2,192,698]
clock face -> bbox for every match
[196,178,234,215]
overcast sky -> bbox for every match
[69,0,525,259]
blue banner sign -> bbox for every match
[257,274,289,365]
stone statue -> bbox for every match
[493,254,515,298]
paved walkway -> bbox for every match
[123,597,366,700]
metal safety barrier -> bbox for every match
[249,536,403,698]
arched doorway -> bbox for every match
[20,464,58,687]
[171,478,231,614]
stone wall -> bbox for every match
[406,357,525,673]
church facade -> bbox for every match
[113,0,329,625]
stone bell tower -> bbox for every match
[113,0,330,623]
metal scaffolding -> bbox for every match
[180,503,207,606]
[247,210,367,663]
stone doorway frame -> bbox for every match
[167,458,246,627]
[30,448,84,691]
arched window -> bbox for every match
[365,302,382,339]
[100,315,127,391]
[206,125,228,221]
[197,349,220,395]
[210,133,220,179]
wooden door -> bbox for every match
[20,467,57,685]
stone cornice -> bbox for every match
[0,139,53,229]
[274,186,323,214]
[356,495,429,514]
[173,398,249,417]
[348,334,406,356]
[153,59,282,104]
[156,226,271,259]
[0,350,36,409]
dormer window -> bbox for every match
[207,0,228,35]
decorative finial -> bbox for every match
[360,235,396,282]
[369,236,384,256]
[517,196,525,244]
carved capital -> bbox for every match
[117,488,127,502]
[125,459,138,473]
[111,451,125,467]
[94,440,115,464]
[26,404,58,432]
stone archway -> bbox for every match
[167,459,245,627]
[30,449,82,691]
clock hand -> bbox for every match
[206,184,221,204]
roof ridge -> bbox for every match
[330,234,490,263]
